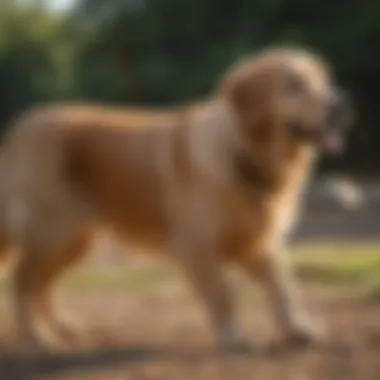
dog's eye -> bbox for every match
[286,73,305,94]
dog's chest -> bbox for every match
[221,167,312,258]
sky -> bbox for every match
[48,0,75,11]
[21,0,76,12]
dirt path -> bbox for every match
[0,284,379,380]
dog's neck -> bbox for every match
[186,99,243,185]
[233,136,317,196]
[185,98,317,196]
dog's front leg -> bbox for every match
[241,250,325,346]
[172,238,248,351]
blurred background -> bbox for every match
[2,0,380,240]
[1,0,380,176]
[1,1,380,379]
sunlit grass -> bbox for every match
[60,242,380,298]
[292,242,380,284]
[0,242,379,295]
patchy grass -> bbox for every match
[292,242,380,284]
[365,278,380,301]
[0,242,379,293]
[64,242,380,294]
[62,265,175,291]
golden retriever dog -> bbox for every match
[0,47,351,350]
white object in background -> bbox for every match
[324,177,365,210]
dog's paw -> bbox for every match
[218,326,256,354]
[16,324,64,354]
[54,313,86,341]
[33,312,88,350]
[220,337,256,355]
[285,317,327,348]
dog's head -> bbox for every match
[220,48,352,155]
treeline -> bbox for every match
[1,0,380,175]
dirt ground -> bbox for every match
[0,275,379,380]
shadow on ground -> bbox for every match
[1,338,379,380]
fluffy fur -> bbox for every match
[0,47,349,349]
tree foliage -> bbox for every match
[1,0,380,174]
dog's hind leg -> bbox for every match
[0,222,16,284]
[13,223,93,349]
[0,231,12,265]
[34,230,93,342]
[0,193,16,269]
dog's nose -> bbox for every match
[327,89,353,128]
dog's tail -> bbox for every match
[0,130,19,267]
[0,194,12,273]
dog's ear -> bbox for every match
[219,63,288,190]
[220,67,282,144]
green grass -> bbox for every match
[292,243,380,284]
[62,265,175,291]
[1,242,380,295]
[292,243,380,300]
[61,242,380,298]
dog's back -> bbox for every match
[0,105,183,252]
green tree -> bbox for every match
[0,0,73,127]
[2,0,380,174]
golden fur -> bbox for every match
[0,48,347,350]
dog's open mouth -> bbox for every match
[288,122,346,155]
[288,89,353,155]
[319,128,345,155]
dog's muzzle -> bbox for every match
[289,90,353,155]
